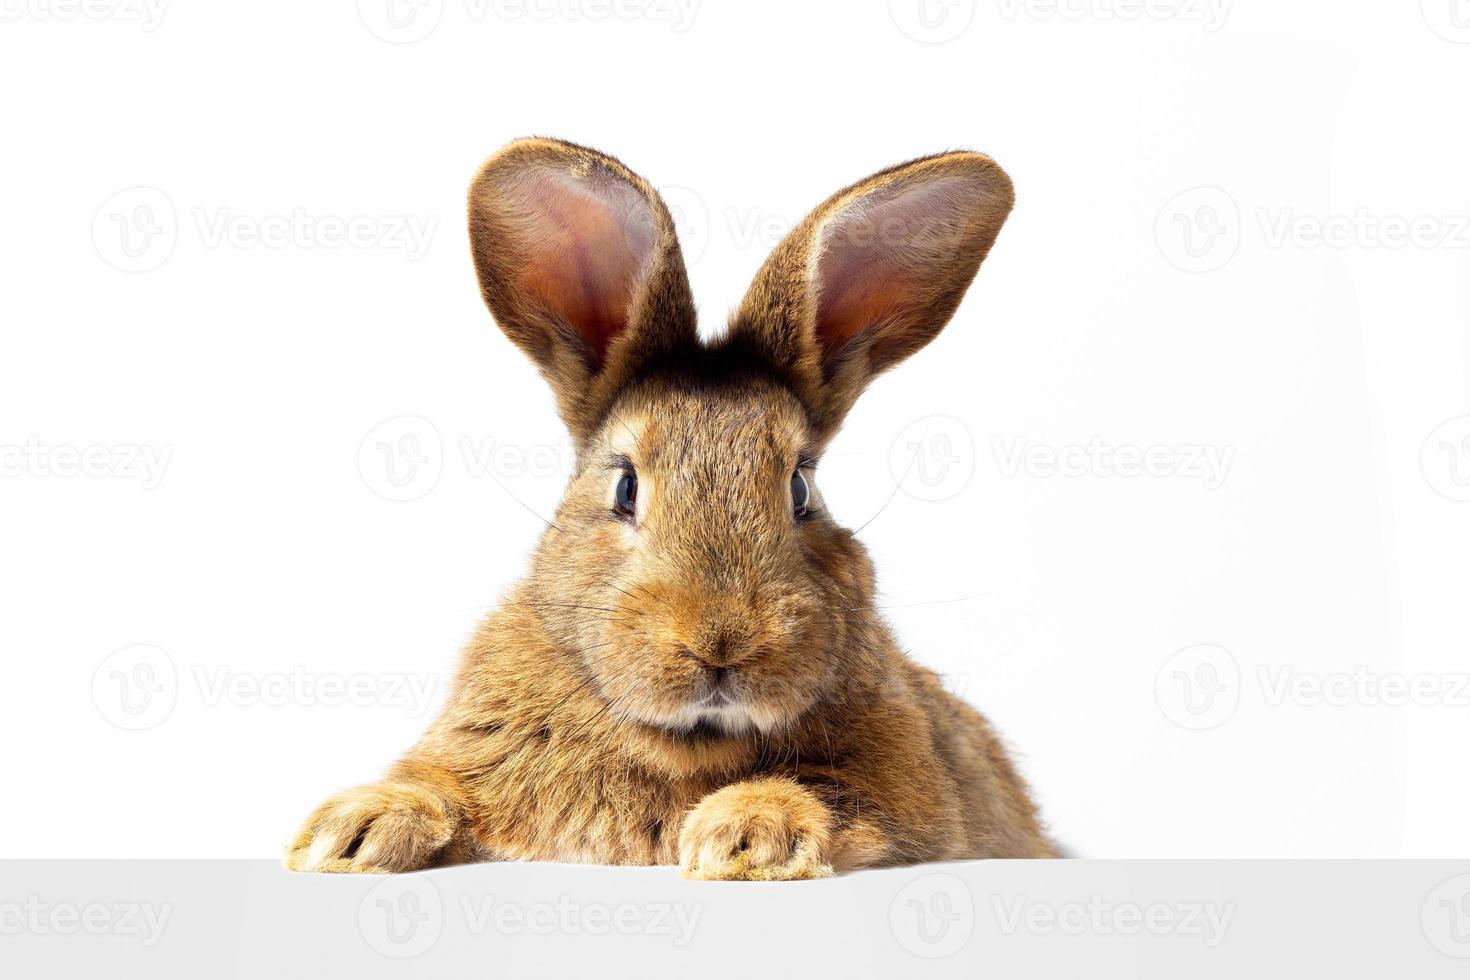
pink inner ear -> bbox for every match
[813,177,979,356]
[506,169,656,363]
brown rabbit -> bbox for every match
[287,138,1054,880]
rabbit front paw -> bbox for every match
[678,778,834,881]
[286,781,457,874]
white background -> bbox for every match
[1,0,1467,861]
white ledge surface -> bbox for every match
[1,858,1466,977]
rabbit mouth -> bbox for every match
[698,687,732,708]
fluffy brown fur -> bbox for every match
[286,138,1054,880]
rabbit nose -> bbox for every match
[677,632,741,669]
[678,643,726,669]
[677,598,756,666]
[677,651,732,696]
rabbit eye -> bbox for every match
[613,470,637,518]
[791,470,810,518]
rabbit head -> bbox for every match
[468,138,1013,742]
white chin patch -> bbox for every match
[621,697,775,736]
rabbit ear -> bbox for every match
[468,138,697,440]
[724,151,1014,440]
